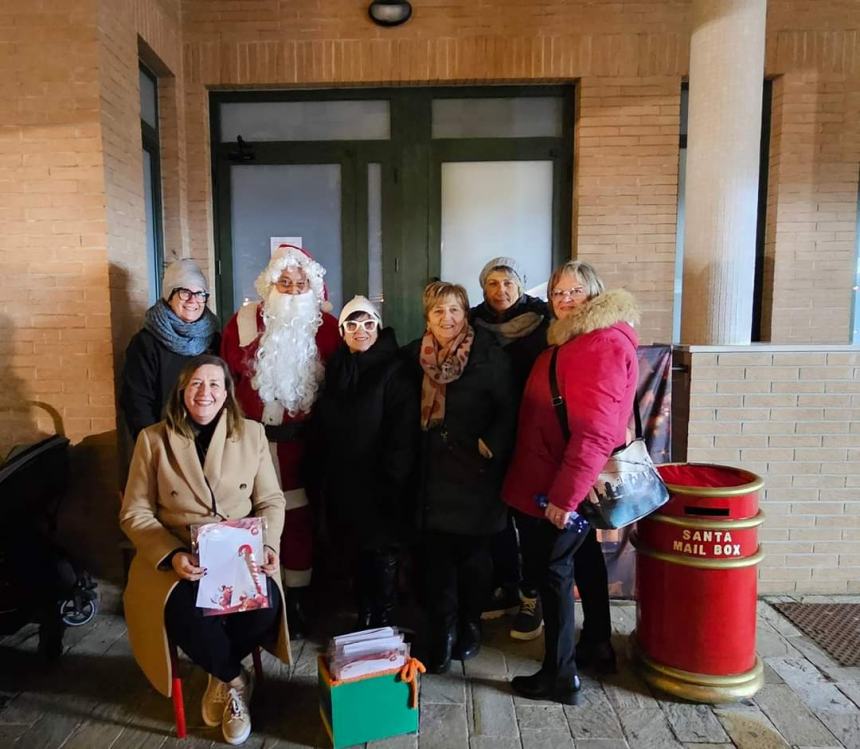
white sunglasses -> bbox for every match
[342,319,379,333]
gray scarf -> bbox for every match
[144,300,219,356]
[473,311,544,347]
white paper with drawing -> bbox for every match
[192,518,269,616]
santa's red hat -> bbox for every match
[256,243,332,313]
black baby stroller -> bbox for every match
[0,435,98,658]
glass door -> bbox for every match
[229,163,344,309]
[212,87,573,340]
[213,95,392,325]
[430,95,570,306]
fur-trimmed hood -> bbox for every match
[547,288,640,346]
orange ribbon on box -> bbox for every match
[398,657,426,708]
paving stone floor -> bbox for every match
[1,593,859,748]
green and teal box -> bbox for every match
[318,655,422,748]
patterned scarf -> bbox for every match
[143,300,219,356]
[419,324,475,431]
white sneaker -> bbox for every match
[201,674,229,727]
[222,685,252,745]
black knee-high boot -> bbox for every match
[371,550,398,628]
[354,553,375,631]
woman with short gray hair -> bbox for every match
[470,257,551,641]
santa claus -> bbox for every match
[221,244,340,638]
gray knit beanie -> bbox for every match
[478,256,526,292]
[161,259,208,301]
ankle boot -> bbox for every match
[285,587,308,640]
[575,638,617,675]
[427,623,455,674]
[454,620,481,661]
[371,552,398,628]
[512,670,582,705]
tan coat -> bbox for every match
[120,414,291,697]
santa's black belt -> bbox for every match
[264,423,306,442]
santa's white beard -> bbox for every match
[252,289,324,419]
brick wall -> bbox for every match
[679,347,860,594]
[763,72,860,343]
[178,0,859,346]
[575,77,681,343]
[0,1,113,453]
[1,0,857,587]
[180,0,691,342]
[762,3,860,342]
[0,0,185,579]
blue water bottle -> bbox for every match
[535,494,590,534]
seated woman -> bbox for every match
[314,296,419,630]
[404,281,516,673]
[121,259,220,441]
[120,355,289,746]
[503,261,639,705]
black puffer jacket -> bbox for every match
[120,328,221,440]
[314,327,420,549]
[403,326,517,536]
[470,294,549,398]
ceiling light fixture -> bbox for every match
[368,1,413,27]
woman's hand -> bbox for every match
[171,551,205,581]
[478,438,493,459]
[260,546,279,578]
[545,502,572,530]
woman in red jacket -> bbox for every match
[502,260,639,705]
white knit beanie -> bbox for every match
[161,259,208,301]
[338,295,382,328]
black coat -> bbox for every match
[470,294,550,398]
[404,326,517,536]
[314,328,420,550]
[120,328,221,440]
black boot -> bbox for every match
[285,587,308,640]
[427,623,455,674]
[511,670,582,705]
[354,608,373,632]
[575,639,617,675]
[453,620,481,661]
[371,551,398,628]
[353,557,374,631]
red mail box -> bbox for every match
[633,463,764,703]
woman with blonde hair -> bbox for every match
[503,261,639,704]
[404,281,516,673]
[120,354,289,745]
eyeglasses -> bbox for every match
[343,319,379,333]
[173,288,210,302]
[550,287,587,301]
[275,278,309,294]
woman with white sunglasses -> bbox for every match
[313,296,420,630]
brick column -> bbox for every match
[680,0,767,345]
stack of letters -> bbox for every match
[327,627,409,682]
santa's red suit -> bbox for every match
[221,301,340,587]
